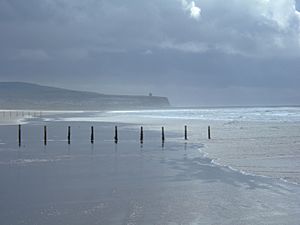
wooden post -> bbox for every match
[208,126,211,140]
[140,126,144,143]
[91,126,94,144]
[18,124,21,147]
[44,126,47,146]
[114,126,118,143]
[67,126,71,144]
[162,126,165,142]
[184,125,188,140]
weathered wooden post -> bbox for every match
[208,126,211,140]
[44,126,47,145]
[162,126,165,142]
[91,126,94,144]
[184,125,188,140]
[114,126,118,143]
[18,124,21,147]
[67,126,71,144]
[140,126,144,143]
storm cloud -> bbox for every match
[0,0,300,106]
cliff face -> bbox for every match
[0,82,170,110]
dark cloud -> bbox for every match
[0,0,300,106]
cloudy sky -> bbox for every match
[1,0,300,106]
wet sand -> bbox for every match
[0,115,300,224]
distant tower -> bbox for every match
[149,92,153,97]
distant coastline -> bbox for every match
[0,82,170,110]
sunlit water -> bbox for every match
[44,106,300,124]
[106,107,300,122]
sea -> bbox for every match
[48,106,300,123]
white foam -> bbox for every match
[46,107,300,124]
[0,158,63,165]
[198,147,300,186]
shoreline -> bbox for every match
[1,109,300,185]
[0,113,300,224]
[1,109,300,183]
[197,120,300,185]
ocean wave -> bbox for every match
[42,107,300,124]
[106,107,300,123]
[197,147,300,186]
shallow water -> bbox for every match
[0,109,300,224]
[47,107,300,184]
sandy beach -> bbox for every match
[0,109,300,224]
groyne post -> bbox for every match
[114,126,118,143]
[208,126,211,140]
[18,124,21,147]
[67,126,71,144]
[91,126,94,144]
[140,126,144,144]
[44,126,47,145]
[184,125,188,140]
[162,126,165,142]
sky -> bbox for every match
[0,0,300,106]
